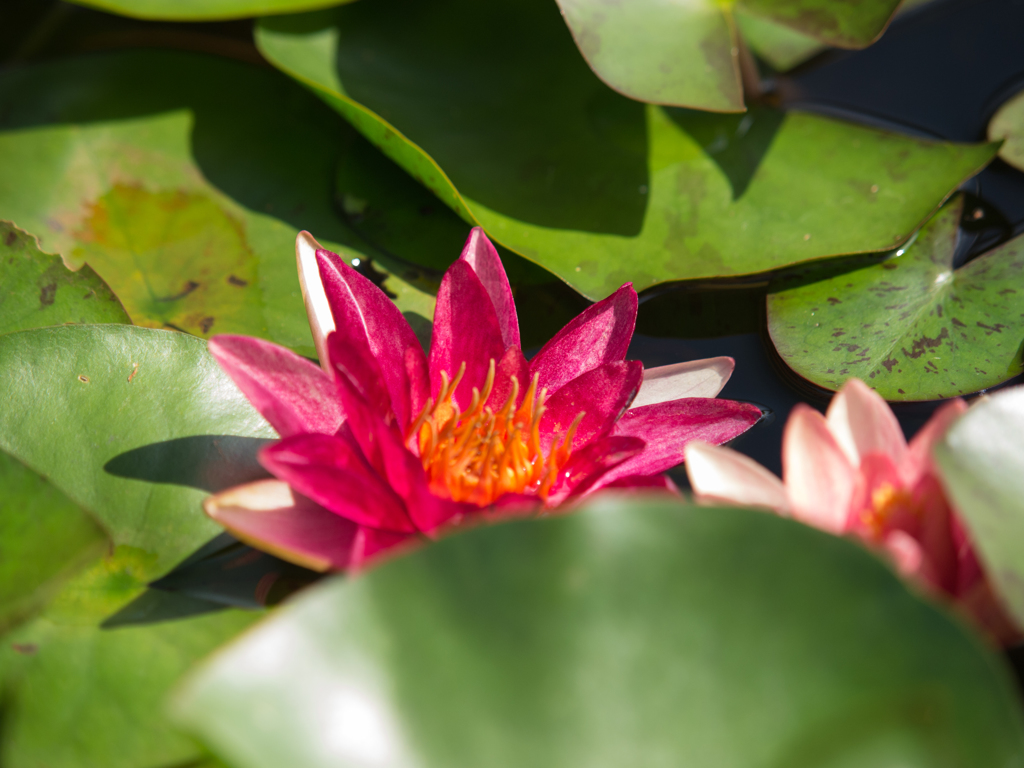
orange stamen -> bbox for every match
[417,359,580,506]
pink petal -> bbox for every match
[459,227,519,350]
[783,404,856,534]
[540,360,644,452]
[259,434,416,533]
[826,379,907,467]
[529,284,637,394]
[295,231,335,370]
[315,246,429,430]
[325,330,392,422]
[598,474,680,493]
[369,416,470,533]
[547,435,647,504]
[630,357,735,409]
[429,260,506,409]
[902,398,968,485]
[684,442,790,512]
[349,526,420,571]
[882,530,926,580]
[491,346,531,412]
[593,398,763,488]
[203,480,359,572]
[207,335,344,438]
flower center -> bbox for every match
[860,482,916,538]
[407,359,582,506]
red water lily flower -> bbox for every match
[686,379,1020,644]
[203,228,762,571]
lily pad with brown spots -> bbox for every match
[767,195,1024,400]
[0,221,129,336]
[0,50,436,359]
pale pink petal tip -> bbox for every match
[826,378,906,466]
[631,356,735,408]
[295,231,335,370]
[203,480,358,572]
[783,404,855,534]
[685,441,789,512]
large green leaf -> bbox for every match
[0,220,129,336]
[174,497,1024,768]
[255,2,994,300]
[0,324,271,768]
[64,0,356,21]
[989,87,1024,172]
[735,9,826,72]
[0,50,434,359]
[767,195,1024,400]
[553,0,901,110]
[0,448,107,633]
[0,324,275,577]
[934,386,1024,628]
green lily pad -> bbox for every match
[64,0,356,21]
[735,10,826,72]
[0,448,107,633]
[0,324,276,578]
[934,386,1024,628]
[1,607,257,768]
[0,50,434,359]
[553,0,901,110]
[173,497,1024,768]
[0,220,129,335]
[255,2,995,300]
[0,324,272,768]
[988,87,1024,172]
[767,195,1024,400]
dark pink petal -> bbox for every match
[349,527,420,570]
[207,335,344,438]
[315,247,429,429]
[599,474,679,493]
[203,480,359,572]
[591,398,762,489]
[459,227,519,349]
[491,346,531,411]
[429,260,506,408]
[540,360,644,451]
[325,330,392,423]
[369,417,470,533]
[548,435,646,503]
[529,284,637,393]
[259,434,415,533]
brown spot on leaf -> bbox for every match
[827,297,841,305]
[951,318,966,328]
[977,321,1006,334]
[39,281,57,307]
[11,643,37,655]
[78,375,89,383]
[227,274,248,287]
[199,316,215,334]
[4,230,16,247]
[901,328,950,359]
[882,358,898,372]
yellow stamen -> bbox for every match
[417,359,580,506]
[861,482,916,538]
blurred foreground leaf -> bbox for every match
[935,386,1024,628]
[256,1,994,300]
[767,195,1024,399]
[175,497,1024,768]
[0,220,128,336]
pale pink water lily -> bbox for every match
[203,228,762,572]
[686,379,1020,644]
